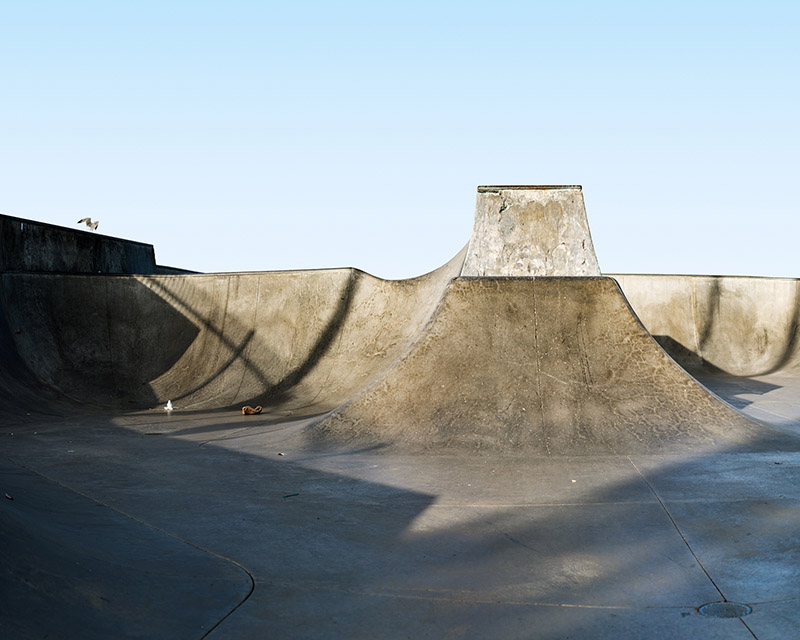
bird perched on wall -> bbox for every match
[77,217,99,231]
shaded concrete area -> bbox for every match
[3,410,796,639]
[0,214,158,275]
[0,457,251,640]
[1,246,466,412]
[2,187,800,638]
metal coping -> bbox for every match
[477,185,582,192]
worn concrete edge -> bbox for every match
[35,244,467,284]
[0,213,154,248]
[477,185,582,191]
[608,273,800,282]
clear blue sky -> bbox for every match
[1,1,797,278]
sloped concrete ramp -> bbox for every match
[612,273,800,433]
[314,276,767,453]
[0,246,466,412]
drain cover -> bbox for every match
[698,602,752,618]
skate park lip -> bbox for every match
[478,184,582,191]
[2,191,800,640]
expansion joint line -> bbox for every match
[628,458,759,637]
[531,279,549,456]
[626,457,726,600]
[103,278,118,397]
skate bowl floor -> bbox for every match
[3,202,800,638]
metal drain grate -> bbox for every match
[697,602,752,618]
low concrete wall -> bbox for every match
[612,274,800,376]
[1,246,467,410]
[0,215,157,274]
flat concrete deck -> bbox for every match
[3,377,800,639]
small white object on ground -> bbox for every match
[165,400,173,411]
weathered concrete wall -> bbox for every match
[613,274,800,377]
[1,247,467,410]
[461,186,601,277]
[0,215,157,274]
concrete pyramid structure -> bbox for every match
[313,186,767,453]
[0,186,779,453]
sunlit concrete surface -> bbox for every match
[2,187,800,639]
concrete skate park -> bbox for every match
[2,186,799,639]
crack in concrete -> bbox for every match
[2,454,257,640]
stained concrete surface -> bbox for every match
[1,246,466,411]
[462,186,600,277]
[612,274,800,377]
[4,409,797,639]
[3,187,800,638]
[315,276,773,453]
[0,457,251,639]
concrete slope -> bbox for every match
[0,247,466,412]
[0,285,68,417]
[314,277,770,454]
[613,274,800,377]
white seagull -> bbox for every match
[77,217,99,231]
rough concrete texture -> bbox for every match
[0,246,465,411]
[2,189,800,639]
[314,277,771,453]
[461,186,600,277]
[0,214,158,274]
[613,274,800,377]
